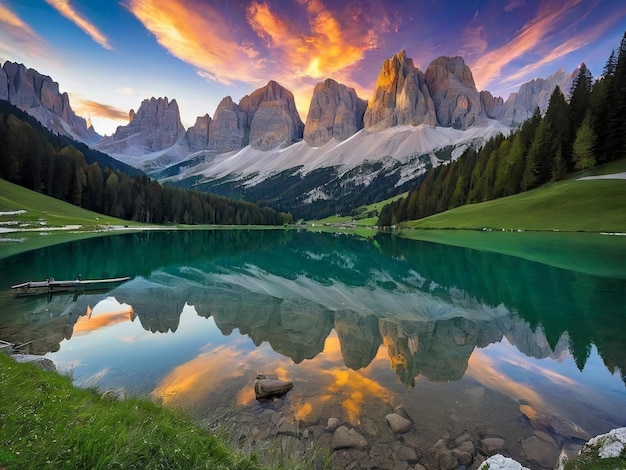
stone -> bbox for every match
[521,435,560,468]
[331,425,368,450]
[480,436,505,454]
[478,454,529,470]
[386,413,413,434]
[327,417,342,431]
[304,78,366,146]
[396,444,417,462]
[254,376,293,399]
[11,354,56,372]
[582,427,626,459]
[364,50,436,130]
[101,388,126,401]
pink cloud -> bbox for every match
[45,0,112,50]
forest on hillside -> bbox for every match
[0,101,291,226]
[378,32,626,227]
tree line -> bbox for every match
[0,101,291,226]
[378,32,626,227]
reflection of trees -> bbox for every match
[1,230,624,385]
[375,234,626,382]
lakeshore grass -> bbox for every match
[0,352,262,470]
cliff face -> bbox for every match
[363,50,436,130]
[424,56,483,130]
[186,114,211,152]
[208,96,246,153]
[304,78,367,146]
[0,61,98,142]
[96,97,187,154]
[240,80,305,151]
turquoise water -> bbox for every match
[0,230,624,465]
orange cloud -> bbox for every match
[126,0,261,86]
[45,0,112,50]
[0,3,52,59]
[73,98,128,121]
[73,306,135,335]
[126,0,378,118]
[471,0,584,91]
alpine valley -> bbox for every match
[0,51,575,219]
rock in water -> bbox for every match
[478,454,530,470]
[254,375,293,399]
[331,425,368,450]
[385,413,412,434]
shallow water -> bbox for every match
[0,230,624,468]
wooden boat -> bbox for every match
[11,276,131,294]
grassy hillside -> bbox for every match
[404,177,626,232]
[0,178,140,229]
[0,178,147,259]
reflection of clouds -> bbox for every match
[467,349,548,410]
[73,297,134,335]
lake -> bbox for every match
[0,229,625,469]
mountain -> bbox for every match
[94,97,189,168]
[0,61,99,143]
[155,52,571,218]
[4,54,575,219]
[304,78,367,146]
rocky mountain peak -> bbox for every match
[304,78,367,146]
[364,50,436,129]
[239,80,304,151]
[95,95,187,156]
[0,61,97,142]
[208,96,246,153]
[186,113,212,152]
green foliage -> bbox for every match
[0,353,262,469]
[378,32,626,227]
[0,101,291,226]
[573,112,597,170]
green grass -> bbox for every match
[405,179,626,232]
[0,178,141,229]
[0,352,262,470]
[305,193,407,237]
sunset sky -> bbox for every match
[1,0,624,135]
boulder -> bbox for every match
[254,375,293,399]
[582,427,626,458]
[478,454,530,470]
[304,78,366,146]
[385,412,412,434]
[331,425,368,450]
[11,354,56,372]
[327,417,342,431]
[521,435,560,469]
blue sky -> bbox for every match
[1,0,624,135]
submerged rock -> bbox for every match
[385,413,412,434]
[331,425,368,450]
[254,374,293,399]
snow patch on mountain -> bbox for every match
[164,120,510,187]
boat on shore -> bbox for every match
[10,276,131,294]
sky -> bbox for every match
[0,0,624,136]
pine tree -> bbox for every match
[573,112,597,170]
[568,63,593,150]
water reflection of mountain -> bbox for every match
[1,230,624,385]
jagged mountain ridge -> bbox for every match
[2,53,575,218]
[0,61,99,143]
